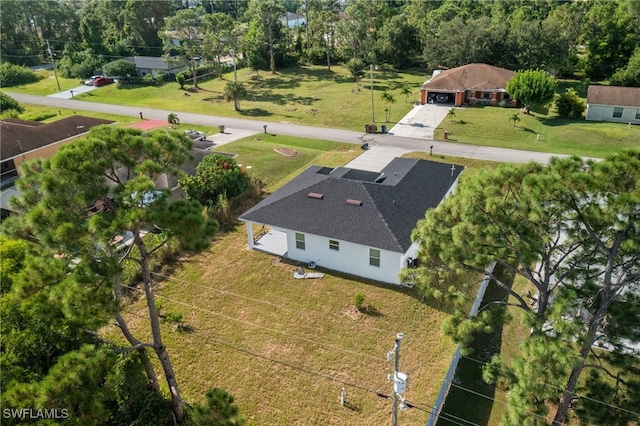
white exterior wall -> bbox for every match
[586,104,640,124]
[286,231,404,284]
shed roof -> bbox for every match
[421,63,514,92]
[240,158,464,253]
[586,85,640,107]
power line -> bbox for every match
[121,283,383,363]
[120,308,447,422]
[448,382,550,422]
[151,271,401,336]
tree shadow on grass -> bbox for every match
[238,108,272,117]
[360,305,384,317]
[250,75,303,90]
[250,90,318,106]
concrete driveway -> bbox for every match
[387,103,452,140]
[345,146,411,172]
[48,84,98,99]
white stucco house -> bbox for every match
[239,158,464,285]
[124,56,188,78]
[280,12,306,28]
[585,85,640,124]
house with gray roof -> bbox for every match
[124,56,187,78]
[585,85,640,124]
[239,158,464,284]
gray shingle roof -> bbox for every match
[240,158,464,252]
[124,56,186,71]
[587,85,640,107]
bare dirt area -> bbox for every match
[274,147,301,157]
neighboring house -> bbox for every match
[124,56,188,78]
[585,85,640,124]
[420,63,517,107]
[281,12,306,28]
[0,116,113,216]
[239,158,464,285]
[0,116,114,186]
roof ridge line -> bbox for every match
[362,181,405,252]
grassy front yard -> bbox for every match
[11,65,425,132]
[211,134,361,192]
[434,84,640,158]
[10,70,638,158]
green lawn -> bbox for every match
[10,65,425,132]
[11,69,85,94]
[436,106,640,158]
[212,134,360,192]
[10,70,638,158]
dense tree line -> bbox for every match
[2,0,639,84]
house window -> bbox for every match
[295,233,305,250]
[612,107,623,119]
[329,240,339,251]
[483,92,491,99]
[369,248,380,267]
[636,109,640,120]
[0,159,18,182]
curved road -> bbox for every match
[8,92,590,164]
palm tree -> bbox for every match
[510,113,521,127]
[447,108,456,122]
[400,86,412,103]
[381,91,396,122]
[224,81,247,111]
[167,113,180,126]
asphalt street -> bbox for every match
[7,92,590,165]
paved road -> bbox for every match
[8,92,589,165]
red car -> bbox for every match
[93,77,114,86]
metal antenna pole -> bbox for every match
[392,333,403,426]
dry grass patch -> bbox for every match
[105,227,457,425]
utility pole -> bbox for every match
[387,333,406,426]
[46,39,61,92]
[370,64,375,123]
[230,48,237,83]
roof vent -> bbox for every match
[346,199,362,206]
[308,192,324,199]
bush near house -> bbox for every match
[555,88,586,119]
